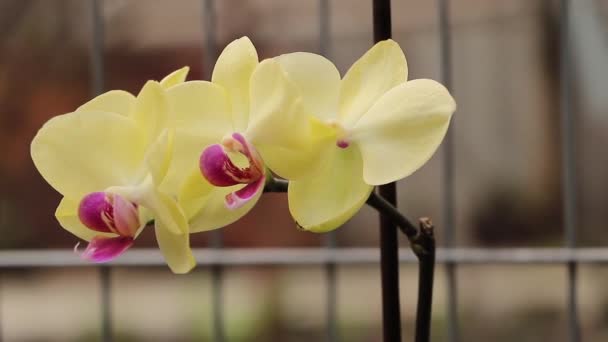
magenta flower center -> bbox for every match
[199,133,266,209]
[78,192,140,238]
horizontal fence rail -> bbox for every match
[0,248,607,267]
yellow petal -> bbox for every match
[166,81,232,134]
[288,146,373,232]
[246,59,327,180]
[145,128,174,186]
[31,111,146,199]
[155,221,196,274]
[55,197,99,242]
[163,81,232,194]
[137,187,189,235]
[212,37,259,131]
[177,168,214,221]
[77,90,135,116]
[160,66,190,89]
[132,81,169,144]
[160,129,213,196]
[352,79,456,185]
[275,52,340,121]
[339,39,407,127]
[185,184,262,233]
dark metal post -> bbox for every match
[319,1,338,341]
[90,0,104,96]
[373,1,403,340]
[90,1,111,341]
[438,0,459,341]
[559,1,581,341]
[202,1,225,341]
[100,266,112,342]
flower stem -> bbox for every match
[414,219,435,342]
[367,192,436,342]
[263,176,288,193]
[264,178,436,341]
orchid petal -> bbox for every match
[160,129,216,195]
[144,128,174,186]
[275,52,340,120]
[163,81,232,193]
[77,90,135,116]
[178,169,214,221]
[132,81,169,144]
[246,59,326,180]
[185,184,262,233]
[160,66,190,89]
[352,79,455,185]
[155,221,195,274]
[166,81,232,133]
[139,188,189,235]
[80,236,134,263]
[212,37,259,131]
[288,146,373,232]
[339,39,407,127]
[31,111,146,199]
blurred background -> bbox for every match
[1,0,608,341]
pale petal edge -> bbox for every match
[288,183,373,233]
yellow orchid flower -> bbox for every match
[160,37,321,233]
[275,39,456,232]
[30,68,195,274]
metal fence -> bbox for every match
[3,0,588,341]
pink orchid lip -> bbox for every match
[200,133,264,187]
[76,192,140,263]
[78,192,115,233]
[199,144,255,186]
[225,176,265,210]
[199,132,266,209]
[78,192,140,237]
[78,235,134,263]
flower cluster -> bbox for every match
[30,37,456,273]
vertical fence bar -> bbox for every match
[203,0,218,79]
[372,1,402,341]
[202,1,225,341]
[99,266,111,342]
[90,0,104,96]
[319,2,338,341]
[559,1,581,341]
[438,1,459,341]
[90,1,112,342]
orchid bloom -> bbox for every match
[275,39,456,232]
[30,69,195,273]
[161,37,321,232]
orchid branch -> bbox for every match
[363,193,436,342]
[263,175,288,193]
[264,177,436,342]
